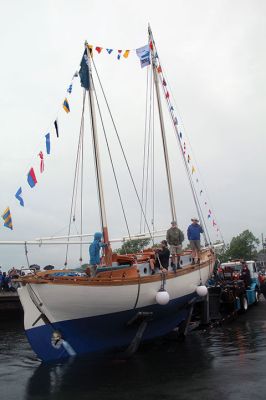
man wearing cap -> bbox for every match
[187,218,204,265]
[166,221,184,270]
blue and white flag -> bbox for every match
[136,44,150,68]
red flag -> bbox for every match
[38,151,44,173]
[149,41,153,50]
[157,65,162,73]
[95,46,103,54]
[165,91,169,99]
[27,168,37,188]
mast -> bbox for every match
[148,26,177,223]
[85,44,112,264]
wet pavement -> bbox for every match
[1,298,266,400]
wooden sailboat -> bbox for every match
[15,27,215,361]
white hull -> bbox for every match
[17,259,213,361]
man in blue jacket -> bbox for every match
[187,218,204,265]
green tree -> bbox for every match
[215,243,229,263]
[115,238,151,255]
[219,230,259,262]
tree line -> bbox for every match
[215,229,262,262]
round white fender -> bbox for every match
[156,290,170,305]
[196,285,208,297]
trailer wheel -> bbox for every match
[240,295,248,313]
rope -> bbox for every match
[140,67,149,233]
[91,57,152,239]
[198,263,203,285]
[144,67,153,232]
[148,32,212,244]
[151,82,155,242]
[133,276,141,309]
[24,242,30,268]
[64,90,86,267]
[79,112,84,264]
[140,66,155,239]
[159,269,166,291]
[156,52,223,243]
[158,70,211,246]
[92,75,131,239]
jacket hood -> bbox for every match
[94,232,102,241]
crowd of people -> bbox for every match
[0,268,19,292]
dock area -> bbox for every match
[0,291,22,315]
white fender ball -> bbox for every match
[196,285,208,297]
[156,290,170,305]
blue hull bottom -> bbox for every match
[26,293,195,362]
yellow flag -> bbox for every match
[192,166,196,174]
[86,44,93,57]
[123,50,130,58]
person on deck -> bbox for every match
[150,240,170,274]
[89,232,107,274]
[187,218,204,265]
[166,221,184,270]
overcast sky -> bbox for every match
[0,0,265,270]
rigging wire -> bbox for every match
[143,67,154,233]
[150,41,211,244]
[73,163,80,221]
[151,79,155,241]
[139,67,150,234]
[64,90,86,267]
[172,110,211,244]
[167,101,211,245]
[156,55,223,242]
[149,39,177,224]
[92,75,131,239]
[144,68,156,241]
[91,57,153,239]
[79,113,84,263]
